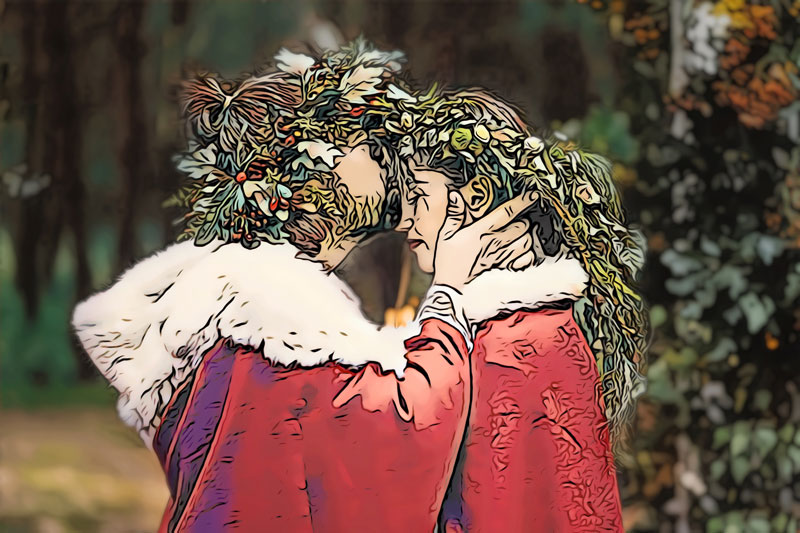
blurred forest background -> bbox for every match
[1,0,799,532]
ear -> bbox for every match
[459,175,496,219]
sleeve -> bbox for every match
[332,284,472,430]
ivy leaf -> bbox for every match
[661,248,704,276]
[739,292,775,334]
[753,427,778,458]
[756,235,784,266]
[194,220,218,246]
[730,456,751,485]
[704,337,736,363]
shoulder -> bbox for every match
[71,240,409,445]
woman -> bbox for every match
[384,85,648,531]
[73,40,543,532]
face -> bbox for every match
[396,165,452,273]
[312,144,387,268]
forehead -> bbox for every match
[331,144,387,194]
[402,161,452,192]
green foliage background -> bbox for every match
[1,0,799,531]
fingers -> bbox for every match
[439,190,467,240]
[497,233,532,267]
[480,220,530,249]
[475,189,539,233]
[396,305,415,327]
[383,303,417,328]
[474,232,533,275]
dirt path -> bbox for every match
[0,408,168,533]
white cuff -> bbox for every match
[416,284,474,352]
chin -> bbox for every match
[413,251,434,274]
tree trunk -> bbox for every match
[14,0,45,319]
[114,2,149,273]
[42,0,94,378]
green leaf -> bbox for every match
[753,427,778,458]
[739,293,775,334]
[649,305,668,329]
[710,457,727,481]
[756,235,784,266]
[730,421,751,456]
[786,444,800,472]
[778,423,795,443]
[712,426,731,449]
[730,455,750,485]
[704,337,736,363]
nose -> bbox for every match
[395,199,414,233]
[395,215,412,233]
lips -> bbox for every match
[408,239,423,250]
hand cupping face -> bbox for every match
[431,189,540,290]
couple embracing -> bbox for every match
[73,39,646,532]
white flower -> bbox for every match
[386,83,416,102]
[684,2,730,76]
[524,135,545,154]
[275,48,315,75]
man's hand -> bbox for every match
[432,190,539,291]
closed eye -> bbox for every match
[406,188,425,205]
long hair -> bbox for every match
[417,86,648,449]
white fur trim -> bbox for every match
[459,256,588,325]
[72,240,410,446]
[72,241,585,447]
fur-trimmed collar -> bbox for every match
[72,240,587,445]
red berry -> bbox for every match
[235,172,247,183]
[269,196,279,212]
[350,106,365,117]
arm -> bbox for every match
[333,284,472,429]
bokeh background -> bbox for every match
[1,0,799,531]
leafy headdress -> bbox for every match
[171,38,412,251]
[383,83,649,444]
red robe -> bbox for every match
[440,307,623,532]
[72,240,622,532]
[154,318,471,532]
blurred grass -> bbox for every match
[0,407,169,533]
